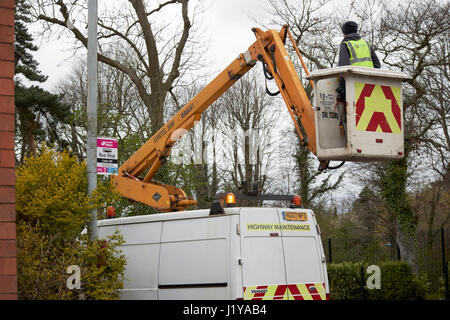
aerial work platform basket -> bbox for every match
[307,66,411,162]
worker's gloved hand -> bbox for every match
[336,94,346,103]
[335,87,345,103]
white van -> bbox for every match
[97,207,329,300]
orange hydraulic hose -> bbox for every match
[287,28,314,89]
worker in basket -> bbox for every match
[336,21,381,102]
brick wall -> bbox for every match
[0,0,17,300]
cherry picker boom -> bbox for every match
[111,25,409,212]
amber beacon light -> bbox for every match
[226,193,236,205]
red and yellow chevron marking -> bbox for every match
[355,82,402,134]
[243,283,328,300]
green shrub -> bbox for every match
[413,273,431,300]
[327,262,366,300]
[16,145,126,300]
[17,223,126,300]
[367,261,428,300]
[327,261,430,300]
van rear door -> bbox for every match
[239,208,328,300]
[277,209,328,300]
[240,208,288,300]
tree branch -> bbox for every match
[165,0,191,88]
[38,1,150,110]
[128,0,161,82]
[97,20,150,72]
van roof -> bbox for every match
[97,207,240,227]
[97,207,313,227]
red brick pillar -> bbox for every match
[0,0,17,300]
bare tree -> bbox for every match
[414,181,450,252]
[263,0,336,69]
[30,0,206,134]
[217,71,279,202]
[56,53,152,161]
[295,136,345,208]
[420,38,450,179]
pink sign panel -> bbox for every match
[97,166,118,175]
[97,167,107,174]
[97,138,118,148]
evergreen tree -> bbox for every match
[14,0,72,163]
[14,0,47,83]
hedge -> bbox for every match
[327,261,430,300]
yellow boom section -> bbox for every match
[111,26,316,212]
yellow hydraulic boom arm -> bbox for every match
[111,25,316,212]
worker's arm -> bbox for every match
[337,42,349,98]
[338,42,350,67]
[371,47,381,69]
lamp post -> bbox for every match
[87,0,98,241]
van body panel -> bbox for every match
[98,221,162,295]
[119,244,160,290]
[241,237,287,288]
[240,207,281,237]
[158,287,228,300]
[157,214,231,299]
[120,288,157,300]
[159,239,228,285]
[276,208,325,285]
[282,237,322,283]
[229,214,243,300]
[160,215,228,242]
[98,221,162,244]
[240,208,288,300]
[97,207,328,300]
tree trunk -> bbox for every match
[396,223,419,274]
[381,157,419,274]
[147,91,166,135]
[296,143,311,208]
[26,119,37,157]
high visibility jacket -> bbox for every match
[342,39,374,68]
